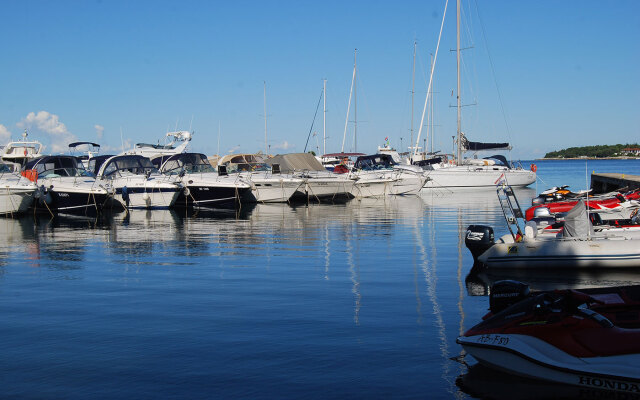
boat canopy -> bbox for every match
[218,154,270,172]
[69,142,100,148]
[87,155,115,175]
[98,155,159,177]
[266,153,326,173]
[562,200,594,238]
[322,152,366,158]
[354,154,397,170]
[24,155,93,178]
[153,153,215,175]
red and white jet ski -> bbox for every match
[457,281,640,393]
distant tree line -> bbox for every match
[544,144,640,158]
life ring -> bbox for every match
[530,164,537,172]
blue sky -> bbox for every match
[1,0,638,159]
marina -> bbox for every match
[0,159,638,399]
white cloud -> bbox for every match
[0,124,11,143]
[227,145,241,153]
[17,111,77,153]
[95,124,105,140]
[271,140,294,151]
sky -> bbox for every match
[1,0,638,159]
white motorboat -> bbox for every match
[351,154,426,196]
[266,153,354,202]
[465,186,640,268]
[1,130,44,172]
[152,153,253,208]
[24,155,109,215]
[95,155,181,209]
[121,130,192,159]
[0,162,36,215]
[218,154,303,203]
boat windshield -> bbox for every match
[0,163,12,173]
[354,154,396,170]
[161,154,215,175]
[30,157,94,178]
[226,162,271,173]
[101,156,159,177]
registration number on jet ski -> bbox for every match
[477,334,509,346]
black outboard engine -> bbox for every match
[490,280,530,314]
[465,225,494,261]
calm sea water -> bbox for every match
[1,159,639,399]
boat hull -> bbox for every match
[423,167,535,189]
[458,334,640,393]
[478,237,640,268]
[0,187,35,215]
[177,185,253,208]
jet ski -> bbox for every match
[457,281,640,393]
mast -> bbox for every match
[323,79,327,156]
[353,49,357,153]
[341,49,357,153]
[410,41,416,160]
[456,0,462,164]
[263,81,268,155]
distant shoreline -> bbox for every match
[536,157,640,161]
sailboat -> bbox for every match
[417,0,536,189]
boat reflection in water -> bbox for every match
[465,263,640,296]
[456,363,627,400]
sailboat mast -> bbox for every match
[353,49,357,153]
[264,81,268,155]
[410,41,416,159]
[323,79,327,156]
[456,0,462,164]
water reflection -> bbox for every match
[456,363,619,400]
[466,263,640,296]
[2,186,636,398]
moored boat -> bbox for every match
[152,153,253,208]
[24,155,109,215]
[457,280,640,393]
[465,186,640,268]
[95,155,181,209]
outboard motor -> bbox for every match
[490,280,530,314]
[465,225,494,261]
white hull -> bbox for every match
[108,178,181,209]
[301,177,354,200]
[423,166,535,189]
[478,235,640,268]
[458,334,640,393]
[352,178,397,198]
[389,170,426,195]
[0,186,35,214]
[242,174,303,203]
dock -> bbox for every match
[591,173,640,193]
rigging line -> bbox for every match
[473,0,512,140]
[414,0,449,158]
[303,88,325,153]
